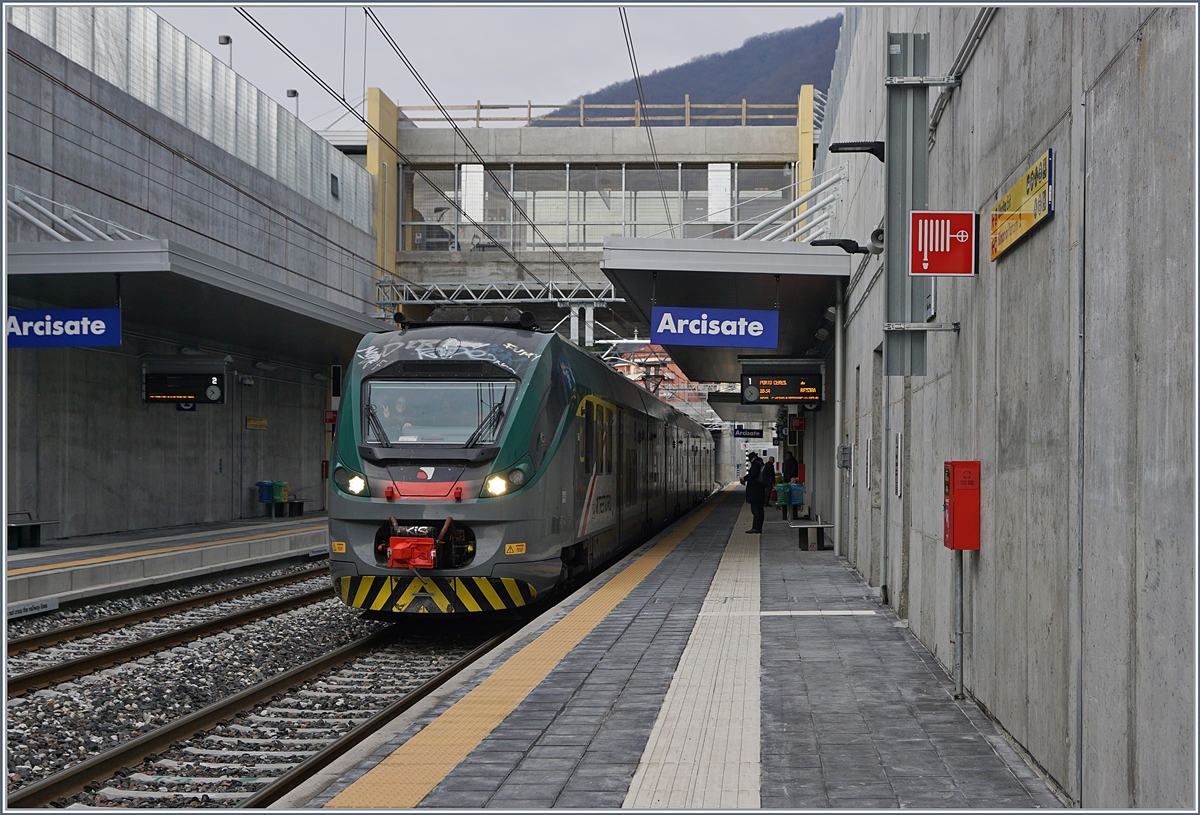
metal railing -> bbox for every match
[399,97,803,128]
[6,186,153,242]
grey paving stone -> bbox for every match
[555,789,628,807]
[831,798,900,808]
[888,775,959,793]
[526,743,588,761]
[432,774,508,792]
[418,788,493,808]
[826,781,897,799]
[897,790,971,807]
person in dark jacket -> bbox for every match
[783,451,799,482]
[741,452,766,533]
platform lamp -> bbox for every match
[829,140,885,163]
[218,35,233,68]
[287,89,299,119]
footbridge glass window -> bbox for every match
[400,161,794,252]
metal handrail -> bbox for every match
[398,99,802,128]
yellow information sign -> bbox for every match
[990,148,1054,259]
[245,416,268,431]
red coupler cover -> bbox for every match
[388,536,437,569]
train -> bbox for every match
[327,320,717,614]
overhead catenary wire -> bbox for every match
[235,7,548,287]
[363,8,589,288]
[619,7,676,238]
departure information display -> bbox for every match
[740,374,821,404]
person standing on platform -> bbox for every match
[783,451,799,482]
[741,452,766,533]
[763,455,777,487]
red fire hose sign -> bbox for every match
[909,211,977,276]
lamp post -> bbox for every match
[287,89,299,120]
[218,35,233,68]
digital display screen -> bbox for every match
[144,373,225,403]
[741,374,821,404]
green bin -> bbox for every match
[272,481,289,503]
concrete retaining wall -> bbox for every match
[5,26,371,538]
[815,6,1193,808]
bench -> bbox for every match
[789,519,833,551]
[270,499,306,518]
[7,512,58,549]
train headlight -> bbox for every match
[507,467,526,486]
[485,475,508,496]
[333,466,369,496]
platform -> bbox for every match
[5,514,330,616]
[285,490,1064,809]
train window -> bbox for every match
[364,380,515,446]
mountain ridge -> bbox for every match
[537,15,842,126]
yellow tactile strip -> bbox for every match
[326,495,727,809]
[5,524,327,576]
[623,502,761,808]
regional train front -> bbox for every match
[327,324,571,615]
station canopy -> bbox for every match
[600,238,850,383]
[6,240,386,365]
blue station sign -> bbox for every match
[6,308,122,348]
[651,306,779,349]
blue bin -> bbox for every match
[789,483,805,505]
[256,481,273,503]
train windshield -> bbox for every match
[364,380,517,447]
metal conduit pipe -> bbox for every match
[6,200,70,241]
[929,8,996,149]
[17,196,93,241]
[760,194,839,241]
[832,280,845,556]
[734,173,844,240]
[780,211,834,243]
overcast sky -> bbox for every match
[151,5,841,129]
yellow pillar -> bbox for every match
[367,87,399,277]
[796,85,815,228]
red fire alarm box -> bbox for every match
[943,460,980,550]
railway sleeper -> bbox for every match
[126,771,270,786]
[156,758,297,772]
[182,747,320,758]
[98,787,251,801]
[205,736,337,748]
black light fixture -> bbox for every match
[218,35,233,68]
[286,88,299,119]
[830,141,885,163]
[393,311,409,329]
[812,238,871,255]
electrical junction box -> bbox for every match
[943,460,980,550]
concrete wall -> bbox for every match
[816,6,1193,808]
[6,26,371,537]
[5,24,379,315]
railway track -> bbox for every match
[8,570,333,696]
[9,624,516,808]
[7,566,330,655]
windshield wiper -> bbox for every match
[366,404,392,447]
[464,401,505,448]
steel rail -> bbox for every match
[7,566,329,655]
[238,624,522,808]
[5,627,399,808]
[7,587,332,696]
